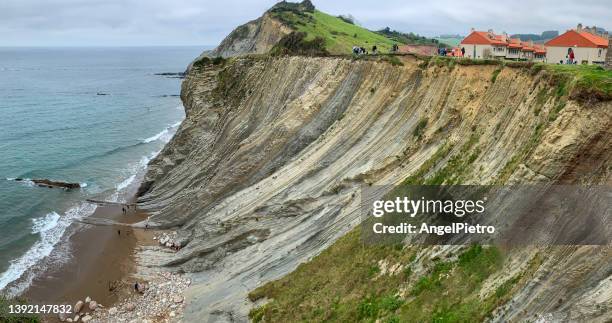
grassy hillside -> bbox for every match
[248,229,521,323]
[270,9,400,54]
[434,36,463,47]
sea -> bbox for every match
[0,46,204,295]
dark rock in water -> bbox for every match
[96,92,109,96]
[154,72,186,77]
[14,178,81,189]
[154,72,186,79]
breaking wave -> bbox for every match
[142,120,182,144]
[0,203,96,295]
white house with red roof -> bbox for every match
[459,29,508,59]
[459,29,546,61]
[545,24,608,65]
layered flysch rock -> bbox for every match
[191,1,316,61]
[136,55,610,321]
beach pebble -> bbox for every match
[125,303,135,311]
[81,315,92,323]
[59,312,68,321]
[85,296,91,303]
[108,307,118,315]
[66,319,73,323]
[173,296,183,304]
[170,311,176,317]
[74,301,84,313]
[73,314,80,322]
[88,300,97,310]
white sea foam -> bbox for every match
[142,120,182,144]
[0,203,97,295]
[13,178,35,187]
[0,119,182,295]
[142,128,169,143]
[116,174,136,192]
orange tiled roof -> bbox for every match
[521,41,534,52]
[533,44,546,54]
[545,30,608,48]
[461,31,508,46]
[508,38,522,49]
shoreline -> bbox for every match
[19,176,159,321]
[11,118,190,322]
[5,115,187,320]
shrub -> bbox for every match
[0,296,40,323]
[413,118,428,139]
[491,67,502,83]
[381,55,404,66]
[337,14,355,25]
[192,56,225,69]
[271,32,329,56]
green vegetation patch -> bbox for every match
[270,9,399,54]
[377,27,450,48]
[248,229,417,322]
[542,64,611,103]
[271,31,328,56]
[0,295,40,323]
[402,143,453,185]
[412,118,428,139]
[424,133,481,185]
[491,67,503,83]
[192,55,226,69]
[248,232,510,322]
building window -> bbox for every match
[599,49,602,57]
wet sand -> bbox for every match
[22,193,156,316]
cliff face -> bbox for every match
[136,56,610,321]
[204,14,292,58]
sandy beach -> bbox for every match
[21,184,156,320]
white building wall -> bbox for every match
[546,46,608,64]
[459,44,493,59]
[506,49,520,59]
[492,45,507,57]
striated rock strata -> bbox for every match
[136,55,611,321]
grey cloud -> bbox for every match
[0,0,609,46]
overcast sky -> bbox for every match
[0,0,609,46]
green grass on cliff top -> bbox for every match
[271,10,399,54]
[543,64,612,100]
